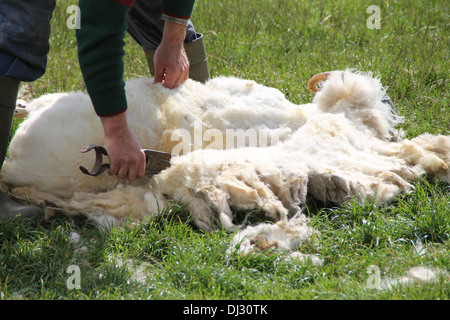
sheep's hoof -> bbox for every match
[14,100,29,119]
[307,72,330,93]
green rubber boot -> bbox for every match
[0,76,44,223]
[145,33,210,83]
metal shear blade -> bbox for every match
[79,144,110,176]
[143,149,172,175]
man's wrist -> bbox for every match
[100,111,129,137]
[162,13,190,26]
[161,20,187,46]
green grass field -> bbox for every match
[1,0,449,301]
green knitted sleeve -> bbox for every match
[76,0,131,116]
[162,0,196,19]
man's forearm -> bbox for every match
[161,20,187,46]
[100,112,129,138]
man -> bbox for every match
[0,1,56,221]
[127,0,209,84]
[0,0,207,221]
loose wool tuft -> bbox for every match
[1,70,449,257]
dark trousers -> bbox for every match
[127,0,197,50]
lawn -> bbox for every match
[1,0,448,301]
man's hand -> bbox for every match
[100,112,146,181]
[154,20,189,89]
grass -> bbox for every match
[1,0,449,301]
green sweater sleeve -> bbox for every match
[76,0,131,116]
[76,0,196,116]
[162,0,196,19]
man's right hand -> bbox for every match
[100,112,146,181]
[153,20,190,89]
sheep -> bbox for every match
[1,70,449,257]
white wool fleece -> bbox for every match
[1,71,448,236]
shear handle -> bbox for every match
[79,144,173,177]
